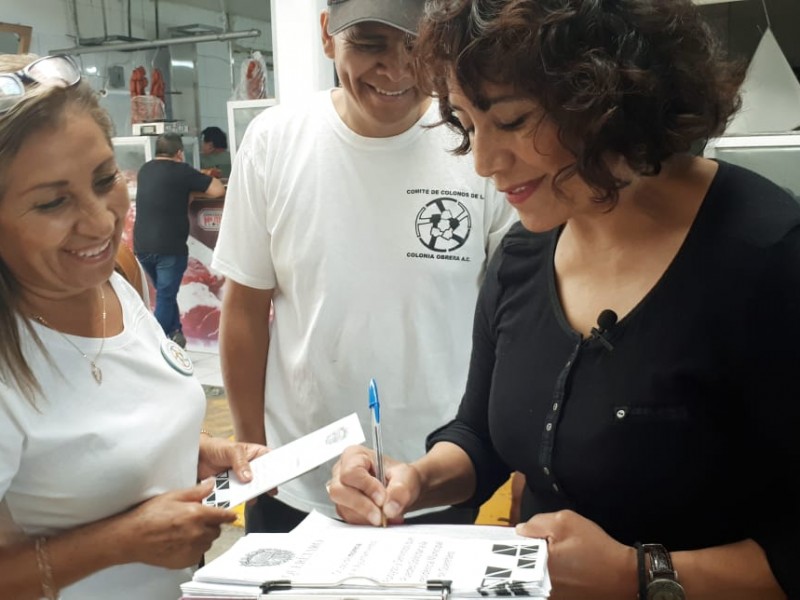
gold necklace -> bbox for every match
[32,285,107,385]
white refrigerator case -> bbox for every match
[226,98,278,160]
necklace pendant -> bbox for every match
[90,362,103,385]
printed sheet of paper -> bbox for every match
[203,413,365,508]
[293,509,524,540]
[187,511,550,598]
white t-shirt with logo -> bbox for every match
[0,272,206,599]
[212,90,517,517]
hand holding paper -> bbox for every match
[197,437,269,482]
[204,413,365,509]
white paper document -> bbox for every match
[181,511,550,599]
[203,413,365,508]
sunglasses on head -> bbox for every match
[0,55,81,115]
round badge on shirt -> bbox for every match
[160,338,194,375]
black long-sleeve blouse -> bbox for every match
[428,161,800,596]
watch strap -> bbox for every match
[635,543,647,599]
[643,543,677,581]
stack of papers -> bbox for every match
[181,512,550,599]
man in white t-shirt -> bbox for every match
[212,0,517,532]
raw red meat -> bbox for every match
[182,304,221,342]
[182,257,224,296]
[178,281,222,344]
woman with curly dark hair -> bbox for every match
[328,1,799,598]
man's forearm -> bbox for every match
[219,305,270,445]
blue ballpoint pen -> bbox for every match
[368,378,388,527]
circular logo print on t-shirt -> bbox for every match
[160,338,194,376]
[415,197,472,252]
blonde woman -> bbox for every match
[0,53,266,600]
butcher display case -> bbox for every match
[226,98,278,159]
[112,135,201,198]
[113,135,221,354]
[112,136,152,200]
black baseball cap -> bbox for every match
[327,0,426,36]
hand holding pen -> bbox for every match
[329,442,423,527]
[368,378,388,527]
[327,380,422,526]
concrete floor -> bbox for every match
[205,522,244,563]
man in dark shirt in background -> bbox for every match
[134,133,224,347]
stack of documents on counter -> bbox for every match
[181,511,550,599]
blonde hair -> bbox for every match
[0,53,115,402]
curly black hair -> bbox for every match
[415,0,746,202]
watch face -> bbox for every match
[646,578,686,600]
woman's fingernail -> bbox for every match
[368,509,383,527]
[371,492,384,506]
[242,469,252,480]
[384,501,401,518]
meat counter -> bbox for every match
[113,135,225,352]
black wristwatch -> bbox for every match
[643,544,685,600]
